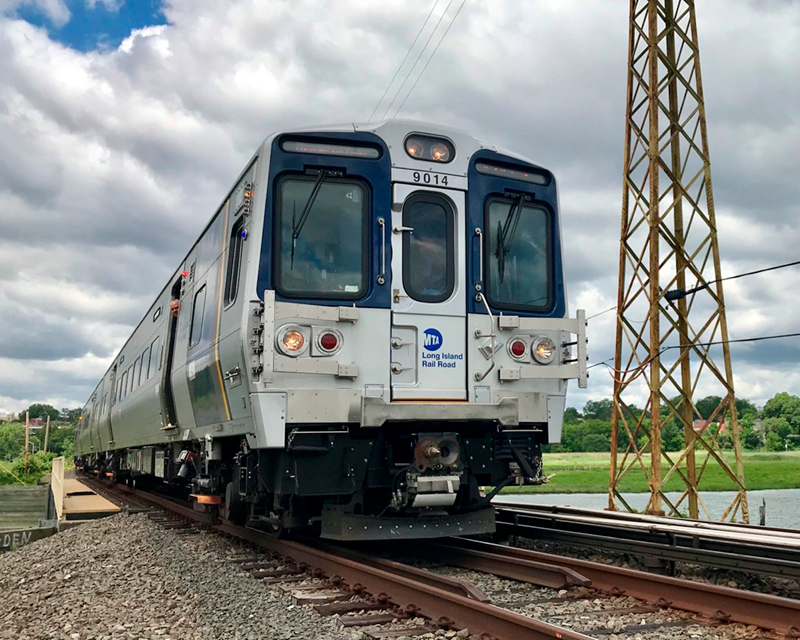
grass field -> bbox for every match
[499,450,800,494]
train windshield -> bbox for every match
[274,176,368,299]
[485,197,552,312]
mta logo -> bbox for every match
[423,328,443,352]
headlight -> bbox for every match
[532,337,556,364]
[277,325,307,356]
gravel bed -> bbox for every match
[514,537,800,600]
[0,513,368,640]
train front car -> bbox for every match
[243,120,587,539]
[74,119,587,541]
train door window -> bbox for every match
[189,284,207,348]
[484,197,552,312]
[148,336,161,379]
[224,217,246,307]
[121,371,128,399]
[274,176,368,299]
[402,193,455,303]
[140,347,150,384]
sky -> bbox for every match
[0,0,799,415]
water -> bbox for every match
[0,485,48,530]
[495,488,800,529]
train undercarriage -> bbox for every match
[78,422,545,540]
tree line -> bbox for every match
[0,404,80,484]
[549,392,800,453]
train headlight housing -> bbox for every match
[404,134,454,163]
[277,325,307,356]
[531,337,556,364]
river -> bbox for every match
[496,488,800,528]
[0,485,48,530]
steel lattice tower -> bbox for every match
[609,0,748,521]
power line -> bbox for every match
[368,0,442,122]
[380,0,456,120]
[589,330,800,377]
[389,0,468,119]
[666,258,800,301]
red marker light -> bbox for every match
[181,271,190,277]
[509,339,527,358]
[320,332,339,351]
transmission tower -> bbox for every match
[609,0,748,522]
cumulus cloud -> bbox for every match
[0,0,799,413]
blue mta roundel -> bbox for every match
[423,328,443,352]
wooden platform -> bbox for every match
[61,478,120,520]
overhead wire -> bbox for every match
[380,0,456,120]
[389,0,468,119]
[368,0,443,122]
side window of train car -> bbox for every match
[140,347,150,384]
[147,337,160,379]
[121,371,128,400]
[402,193,455,303]
[274,176,368,299]
[190,284,207,348]
[132,357,140,391]
[224,217,246,307]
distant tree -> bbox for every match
[695,396,723,421]
[660,419,685,452]
[735,398,758,420]
[740,425,763,450]
[582,433,611,452]
[583,399,613,422]
[0,424,26,461]
[46,425,76,455]
[564,407,582,423]
[765,431,785,452]
[25,404,59,422]
[762,392,800,433]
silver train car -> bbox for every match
[75,119,587,540]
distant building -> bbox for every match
[0,414,13,423]
[29,418,45,430]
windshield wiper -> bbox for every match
[495,192,526,283]
[290,171,326,269]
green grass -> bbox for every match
[499,450,800,494]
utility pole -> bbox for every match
[610,0,748,521]
[24,411,30,474]
[44,415,51,453]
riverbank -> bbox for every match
[499,450,800,494]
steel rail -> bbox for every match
[442,538,800,638]
[83,478,592,640]
[495,506,800,579]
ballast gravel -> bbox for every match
[0,513,369,640]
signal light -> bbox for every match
[282,331,304,352]
[508,338,527,360]
[317,329,342,354]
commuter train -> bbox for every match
[75,119,587,540]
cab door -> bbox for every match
[390,184,466,400]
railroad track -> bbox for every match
[79,476,800,639]
[493,500,800,580]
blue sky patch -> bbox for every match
[14,1,166,52]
